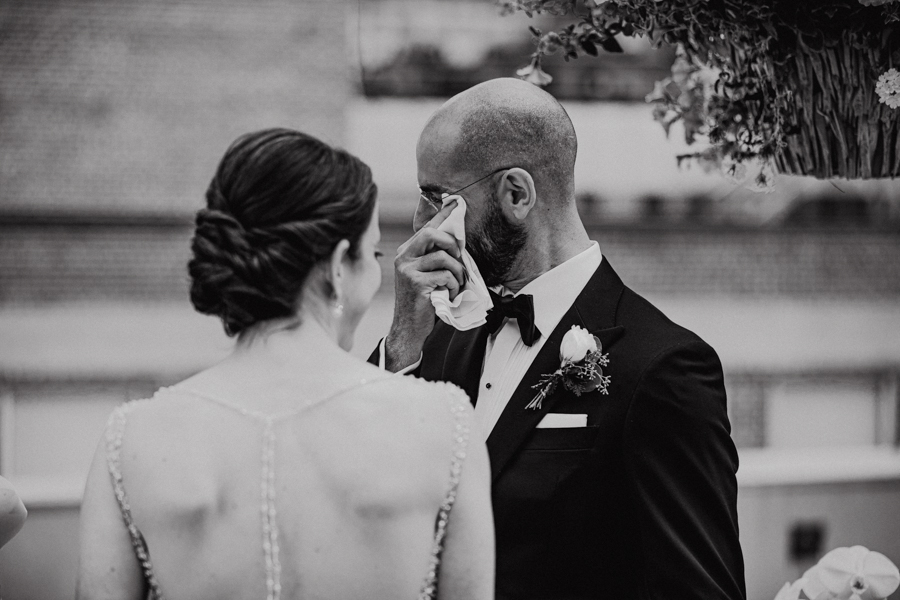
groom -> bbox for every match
[370,78,745,600]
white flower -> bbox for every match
[801,546,900,600]
[560,325,597,364]
[774,578,806,600]
[516,61,553,87]
[693,63,722,90]
[645,79,669,103]
[876,68,900,109]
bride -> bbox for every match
[0,475,26,549]
[76,129,494,600]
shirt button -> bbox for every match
[485,383,492,389]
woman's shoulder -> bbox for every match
[103,387,220,459]
[323,376,473,494]
[352,375,471,419]
[327,374,472,448]
[386,375,470,403]
[333,357,468,405]
[104,390,157,431]
[0,476,27,549]
[105,387,188,428]
[0,476,25,517]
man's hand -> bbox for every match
[384,200,465,372]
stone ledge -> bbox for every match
[738,447,900,487]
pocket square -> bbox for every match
[536,413,588,429]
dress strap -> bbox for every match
[418,383,473,600]
[166,377,392,422]
[105,401,164,600]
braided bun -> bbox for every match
[188,129,377,336]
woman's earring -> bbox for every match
[332,300,344,318]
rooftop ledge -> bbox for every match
[11,448,900,512]
[737,446,900,487]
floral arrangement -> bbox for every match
[528,325,610,410]
[502,0,900,181]
[774,546,900,600]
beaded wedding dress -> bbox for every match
[104,380,472,600]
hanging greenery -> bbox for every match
[502,0,900,182]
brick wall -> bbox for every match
[2,217,899,304]
[0,0,349,215]
[377,223,900,300]
[588,226,900,297]
[0,216,193,303]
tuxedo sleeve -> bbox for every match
[366,338,422,376]
[623,339,746,600]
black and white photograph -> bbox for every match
[1,1,900,599]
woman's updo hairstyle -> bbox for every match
[188,128,377,336]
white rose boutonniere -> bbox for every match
[526,325,611,410]
[560,325,597,363]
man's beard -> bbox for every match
[466,192,528,288]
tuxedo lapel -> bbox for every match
[486,259,626,482]
[420,322,490,406]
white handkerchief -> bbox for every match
[536,413,588,429]
[430,195,493,331]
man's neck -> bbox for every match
[501,221,592,294]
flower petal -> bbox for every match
[816,547,870,593]
[516,61,553,87]
[560,325,595,363]
[861,551,900,598]
[774,581,798,600]
[802,565,833,600]
[645,80,669,103]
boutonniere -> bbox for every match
[526,325,611,410]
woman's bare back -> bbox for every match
[107,373,472,600]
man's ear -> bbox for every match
[496,168,537,221]
[326,239,352,302]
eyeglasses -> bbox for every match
[418,166,514,209]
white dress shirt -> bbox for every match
[474,242,603,439]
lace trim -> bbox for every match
[106,401,164,600]
[261,416,282,600]
[165,378,380,423]
[418,383,472,600]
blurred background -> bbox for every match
[1,1,899,598]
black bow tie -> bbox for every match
[485,289,542,346]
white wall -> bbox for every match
[345,98,900,223]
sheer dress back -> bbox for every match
[104,379,472,600]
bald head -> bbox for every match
[419,78,578,203]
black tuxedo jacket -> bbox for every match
[370,259,745,600]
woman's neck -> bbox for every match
[232,313,342,371]
[184,314,352,409]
